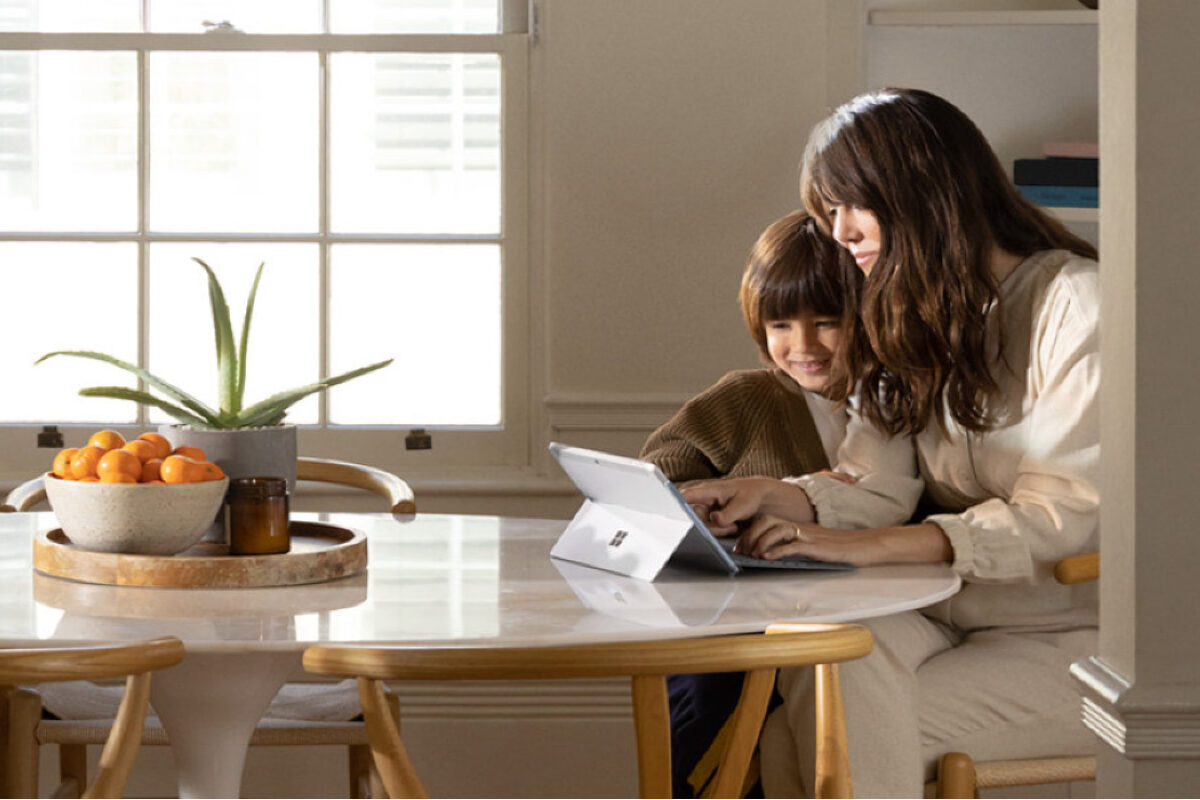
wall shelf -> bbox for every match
[869,10,1098,27]
[864,3,1100,245]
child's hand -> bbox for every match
[688,503,715,529]
[682,477,810,536]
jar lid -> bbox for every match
[228,476,288,498]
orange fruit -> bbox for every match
[160,454,199,484]
[87,429,126,451]
[99,472,137,484]
[172,445,207,462]
[141,458,163,483]
[136,432,172,460]
[198,461,226,481]
[122,439,158,463]
[52,448,78,479]
[77,476,99,483]
[97,449,143,483]
[69,446,106,480]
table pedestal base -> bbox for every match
[151,651,300,799]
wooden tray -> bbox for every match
[33,521,367,589]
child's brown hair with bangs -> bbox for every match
[738,210,855,368]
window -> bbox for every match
[0,0,530,477]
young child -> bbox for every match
[640,210,854,798]
[641,210,852,485]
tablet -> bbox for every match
[549,442,854,581]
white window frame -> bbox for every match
[0,5,531,482]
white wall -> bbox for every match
[538,0,830,396]
[528,0,835,514]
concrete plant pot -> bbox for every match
[159,424,298,492]
[159,424,298,543]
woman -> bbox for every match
[683,88,1100,797]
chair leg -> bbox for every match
[87,671,154,799]
[5,686,41,799]
[630,674,672,799]
[59,744,89,798]
[372,690,401,798]
[349,744,373,799]
[349,684,401,798]
[707,668,775,799]
[357,677,425,799]
[936,752,978,799]
[368,752,387,800]
[813,664,852,800]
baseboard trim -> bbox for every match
[544,393,687,434]
[1073,655,1200,758]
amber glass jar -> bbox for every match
[227,477,290,555]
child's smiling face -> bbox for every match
[764,312,841,394]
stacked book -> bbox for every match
[1014,141,1098,209]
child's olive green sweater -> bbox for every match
[640,368,833,485]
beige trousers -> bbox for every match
[759,611,1097,798]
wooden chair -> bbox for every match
[1,637,185,799]
[302,623,874,799]
[932,552,1100,799]
[1,455,416,515]
[1,456,413,798]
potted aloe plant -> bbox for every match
[37,257,392,491]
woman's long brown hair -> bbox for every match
[801,88,1097,437]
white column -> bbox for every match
[151,651,300,798]
[1073,1,1200,796]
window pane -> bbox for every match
[149,53,318,233]
[0,0,139,32]
[331,53,500,234]
[0,51,136,231]
[331,0,499,34]
[329,244,499,425]
[1,242,138,423]
[149,0,321,33]
[148,244,320,425]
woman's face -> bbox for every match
[765,312,842,394]
[827,204,882,275]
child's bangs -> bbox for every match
[758,255,844,321]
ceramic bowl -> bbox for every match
[43,474,230,555]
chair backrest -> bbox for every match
[0,637,185,798]
[1,474,46,513]
[304,624,873,799]
[2,456,415,514]
[296,456,415,514]
[1053,552,1098,585]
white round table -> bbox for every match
[0,511,961,797]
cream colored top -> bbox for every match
[790,250,1099,631]
[802,388,847,466]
